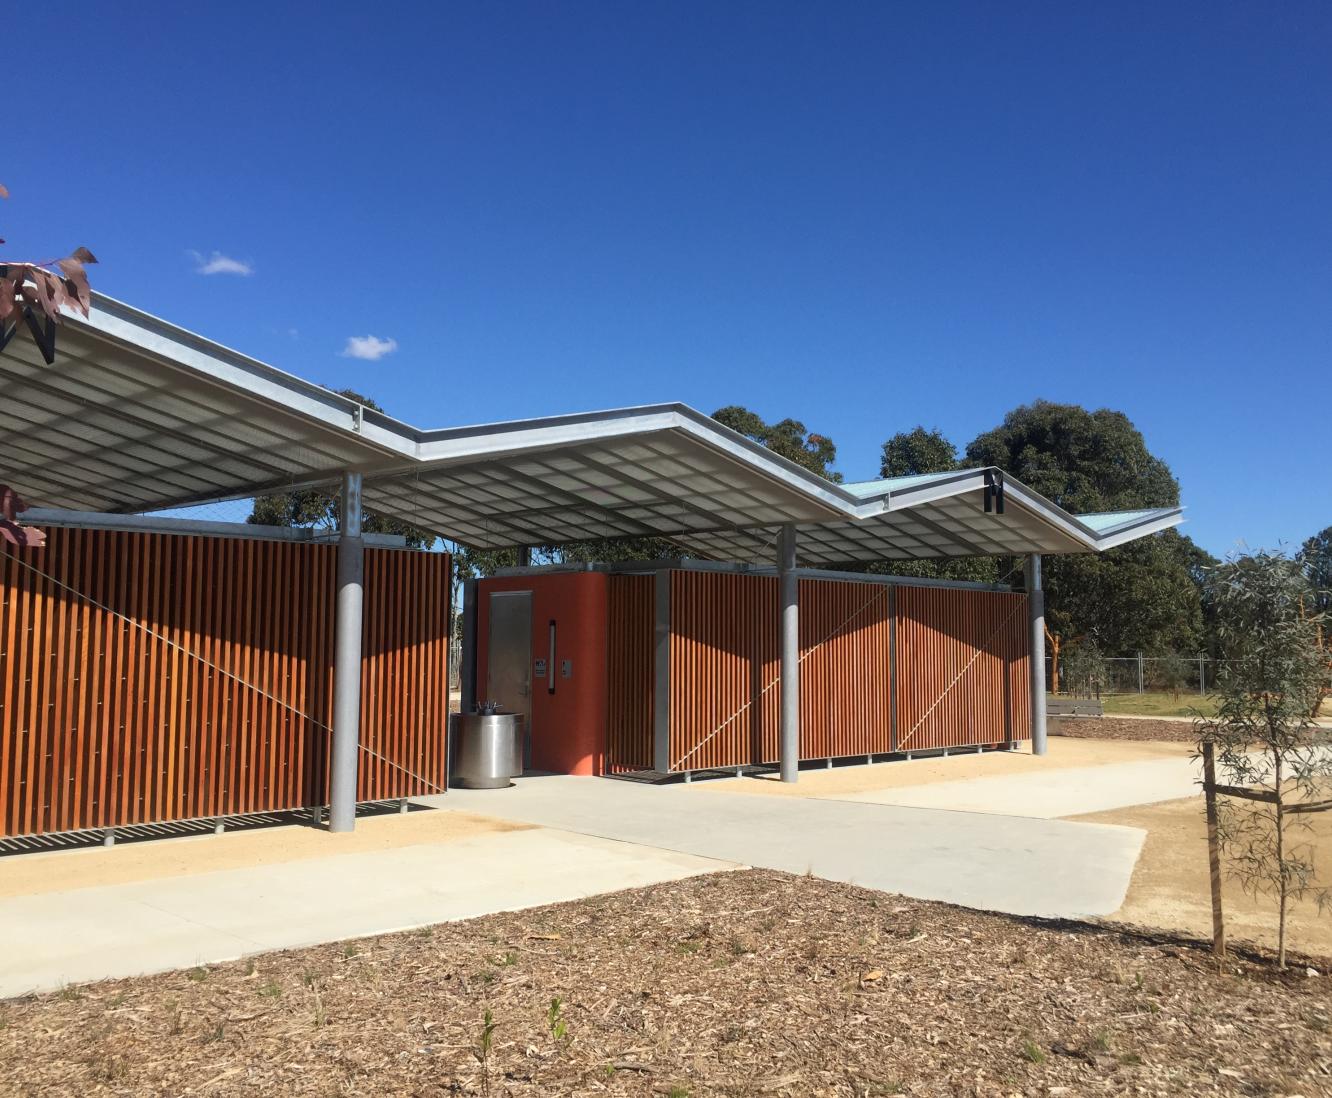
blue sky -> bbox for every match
[8,3,1330,556]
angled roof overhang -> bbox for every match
[0,294,1184,561]
[0,295,411,513]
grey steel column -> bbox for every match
[778,524,800,783]
[1025,554,1048,756]
[329,472,364,832]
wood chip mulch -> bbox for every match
[1,869,1328,1097]
[1052,716,1196,742]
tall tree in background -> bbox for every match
[875,426,998,583]
[965,400,1180,513]
[879,426,959,478]
[712,405,843,482]
[965,400,1207,679]
[875,402,1210,677]
[1301,527,1332,616]
[1298,526,1332,714]
[248,389,434,549]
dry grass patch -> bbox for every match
[1078,795,1332,957]
[1,870,1328,1096]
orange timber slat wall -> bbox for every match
[663,570,1029,772]
[895,585,1030,752]
[668,571,779,772]
[606,574,654,772]
[797,577,894,759]
[0,528,451,838]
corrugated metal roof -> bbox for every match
[1076,509,1166,533]
[842,471,966,497]
[0,294,1184,561]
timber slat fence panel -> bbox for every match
[664,570,1029,772]
[668,570,778,772]
[894,586,1030,751]
[0,528,451,838]
[797,578,894,759]
[606,574,654,773]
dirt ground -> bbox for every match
[693,737,1191,799]
[0,810,529,899]
[1077,795,1332,958]
[2,869,1327,1097]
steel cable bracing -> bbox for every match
[0,549,449,802]
[671,581,889,772]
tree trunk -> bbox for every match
[1274,749,1287,970]
[1313,622,1329,719]
[1045,627,1061,694]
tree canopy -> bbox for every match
[965,400,1180,513]
[247,390,435,549]
[1301,526,1332,616]
[879,426,959,478]
[712,405,842,482]
[872,426,993,583]
[878,401,1207,657]
[963,400,1202,655]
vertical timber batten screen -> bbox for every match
[0,528,451,839]
[798,578,894,759]
[894,586,1030,752]
[606,574,654,773]
[358,546,452,802]
[660,570,1029,773]
[669,570,778,772]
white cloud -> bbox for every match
[340,335,399,361]
[189,250,254,276]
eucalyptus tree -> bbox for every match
[966,400,1207,673]
[711,405,843,482]
[1197,550,1332,968]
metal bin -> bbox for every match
[451,711,524,788]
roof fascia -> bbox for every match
[1089,508,1185,550]
[72,294,418,461]
[412,403,856,517]
[847,469,1094,548]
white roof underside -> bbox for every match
[0,295,1183,563]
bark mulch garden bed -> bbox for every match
[1052,716,1196,743]
[2,869,1328,1097]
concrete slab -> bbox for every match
[827,755,1205,818]
[436,776,1146,920]
[0,825,731,999]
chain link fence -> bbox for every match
[1048,653,1224,698]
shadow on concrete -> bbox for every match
[0,799,430,859]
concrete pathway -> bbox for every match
[0,827,729,999]
[437,776,1146,920]
[827,754,1204,818]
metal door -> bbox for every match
[486,591,533,747]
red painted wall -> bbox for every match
[476,573,609,775]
